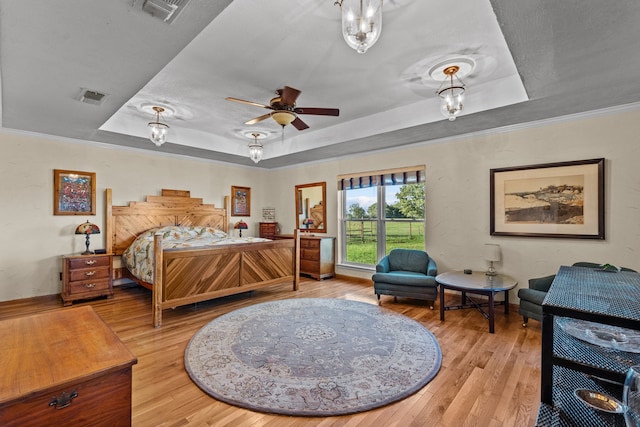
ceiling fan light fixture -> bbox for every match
[148,106,169,146]
[271,110,296,127]
[248,132,264,164]
[436,65,466,121]
[335,0,383,54]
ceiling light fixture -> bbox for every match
[334,0,383,54]
[436,65,466,121]
[148,106,169,146]
[248,132,264,164]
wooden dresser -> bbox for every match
[299,235,335,280]
[0,306,137,427]
[259,222,278,239]
[62,253,113,306]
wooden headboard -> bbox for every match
[105,188,229,255]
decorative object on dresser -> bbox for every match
[62,252,113,306]
[259,222,278,239]
[185,298,441,416]
[0,306,137,426]
[299,235,335,280]
[53,169,96,215]
[233,219,248,237]
[231,185,251,216]
[105,188,298,327]
[75,220,100,254]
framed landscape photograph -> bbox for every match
[231,185,251,216]
[490,158,604,239]
[53,169,96,215]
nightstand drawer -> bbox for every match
[68,256,110,270]
[69,278,110,295]
[68,267,110,282]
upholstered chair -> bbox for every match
[372,249,438,309]
[518,262,638,326]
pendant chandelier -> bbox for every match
[248,132,263,164]
[335,0,383,54]
[436,65,466,121]
[148,106,169,146]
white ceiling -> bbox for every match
[2,0,640,168]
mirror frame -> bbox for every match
[295,181,326,233]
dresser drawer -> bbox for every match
[300,260,319,274]
[68,256,110,270]
[68,267,110,282]
[69,278,111,295]
[300,238,320,249]
[301,248,320,261]
[0,366,132,427]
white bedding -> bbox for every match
[122,226,271,283]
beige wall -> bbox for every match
[1,108,639,302]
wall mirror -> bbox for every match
[295,182,326,233]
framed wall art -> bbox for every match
[490,158,604,239]
[231,185,251,216]
[53,169,96,215]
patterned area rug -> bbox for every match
[184,298,442,416]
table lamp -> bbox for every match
[484,243,501,276]
[234,219,248,237]
[75,220,100,255]
[302,218,314,229]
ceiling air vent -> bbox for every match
[77,88,108,106]
[141,0,191,24]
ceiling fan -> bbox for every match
[226,86,339,131]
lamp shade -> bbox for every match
[484,243,501,262]
[75,221,100,235]
[234,220,248,230]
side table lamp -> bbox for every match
[75,220,101,255]
[234,219,248,237]
[484,243,501,276]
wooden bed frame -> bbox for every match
[105,188,299,327]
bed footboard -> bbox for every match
[152,231,299,327]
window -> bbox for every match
[338,166,425,267]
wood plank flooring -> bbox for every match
[0,277,542,426]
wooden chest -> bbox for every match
[0,306,137,427]
[62,253,113,306]
[299,236,335,280]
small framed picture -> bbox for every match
[231,185,251,216]
[54,169,96,215]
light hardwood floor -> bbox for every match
[0,277,542,426]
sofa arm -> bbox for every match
[528,274,556,292]
[426,258,437,277]
[376,256,390,273]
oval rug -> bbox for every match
[184,298,442,416]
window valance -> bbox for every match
[337,165,425,190]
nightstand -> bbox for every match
[259,222,278,239]
[61,253,113,306]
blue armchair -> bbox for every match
[372,249,438,309]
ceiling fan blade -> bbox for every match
[245,113,272,125]
[226,97,270,109]
[294,107,340,116]
[291,117,309,131]
[281,86,301,106]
